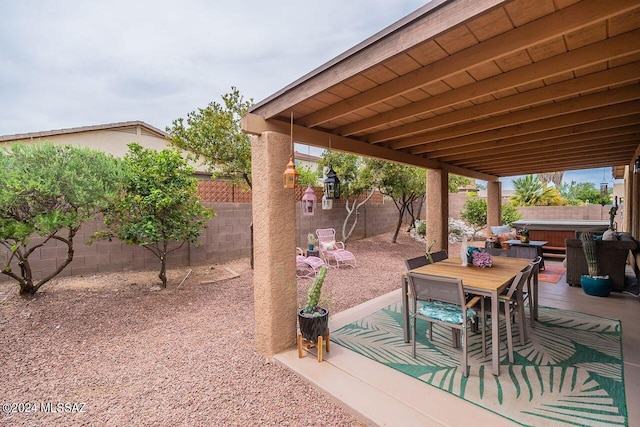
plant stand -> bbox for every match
[297,330,330,362]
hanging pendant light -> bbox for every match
[283,112,298,189]
[322,193,333,210]
[301,185,316,216]
[599,167,608,200]
[323,129,340,200]
[323,165,340,200]
[283,157,298,189]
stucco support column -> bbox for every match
[252,131,297,359]
[632,166,640,239]
[487,181,502,229]
[426,169,448,252]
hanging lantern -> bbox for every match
[283,156,298,189]
[301,185,316,216]
[634,157,640,174]
[600,182,608,199]
[324,165,340,200]
[322,193,333,210]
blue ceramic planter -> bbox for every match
[580,275,612,297]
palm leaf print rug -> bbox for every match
[331,303,626,426]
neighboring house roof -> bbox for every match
[294,150,321,162]
[0,120,168,142]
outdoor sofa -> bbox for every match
[565,232,638,292]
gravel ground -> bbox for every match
[0,231,446,427]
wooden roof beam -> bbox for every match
[338,30,640,136]
[457,139,639,169]
[420,114,640,160]
[436,127,640,162]
[249,0,503,119]
[297,0,640,128]
[241,113,498,182]
[485,153,636,175]
[369,62,640,144]
[401,90,640,153]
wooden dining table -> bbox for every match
[402,256,531,376]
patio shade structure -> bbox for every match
[242,0,640,358]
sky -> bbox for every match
[0,0,616,189]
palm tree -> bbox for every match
[511,175,562,206]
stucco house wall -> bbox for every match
[0,121,170,157]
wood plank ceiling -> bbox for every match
[244,0,640,181]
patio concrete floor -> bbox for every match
[275,261,640,426]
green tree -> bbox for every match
[501,203,522,226]
[297,164,319,187]
[371,160,425,243]
[98,144,214,288]
[168,87,253,189]
[560,180,611,205]
[0,143,121,295]
[511,175,562,206]
[448,174,472,193]
[318,152,375,244]
[460,198,487,234]
[167,87,254,264]
[460,198,522,233]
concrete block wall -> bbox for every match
[296,201,399,248]
[0,201,400,282]
[516,205,613,221]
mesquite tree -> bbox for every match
[317,152,375,245]
[0,143,121,295]
[167,87,254,264]
[370,160,425,243]
[98,144,214,288]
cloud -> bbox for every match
[0,0,427,134]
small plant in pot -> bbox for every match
[298,265,329,343]
[580,231,612,297]
[307,232,318,251]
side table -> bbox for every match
[504,240,547,270]
[306,249,320,258]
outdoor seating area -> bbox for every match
[279,240,640,426]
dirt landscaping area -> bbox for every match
[0,232,428,426]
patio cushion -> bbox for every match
[490,225,511,236]
[321,241,338,251]
[418,301,476,325]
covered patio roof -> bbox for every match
[243,0,640,182]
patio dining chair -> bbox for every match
[316,228,356,269]
[524,256,543,327]
[404,250,448,271]
[428,250,448,263]
[476,264,533,363]
[406,272,482,377]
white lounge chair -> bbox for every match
[316,228,356,269]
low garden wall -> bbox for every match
[2,192,619,283]
[0,201,400,282]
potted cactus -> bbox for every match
[298,265,329,342]
[307,232,318,251]
[580,231,612,297]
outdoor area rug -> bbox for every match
[331,302,626,426]
[538,265,566,284]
